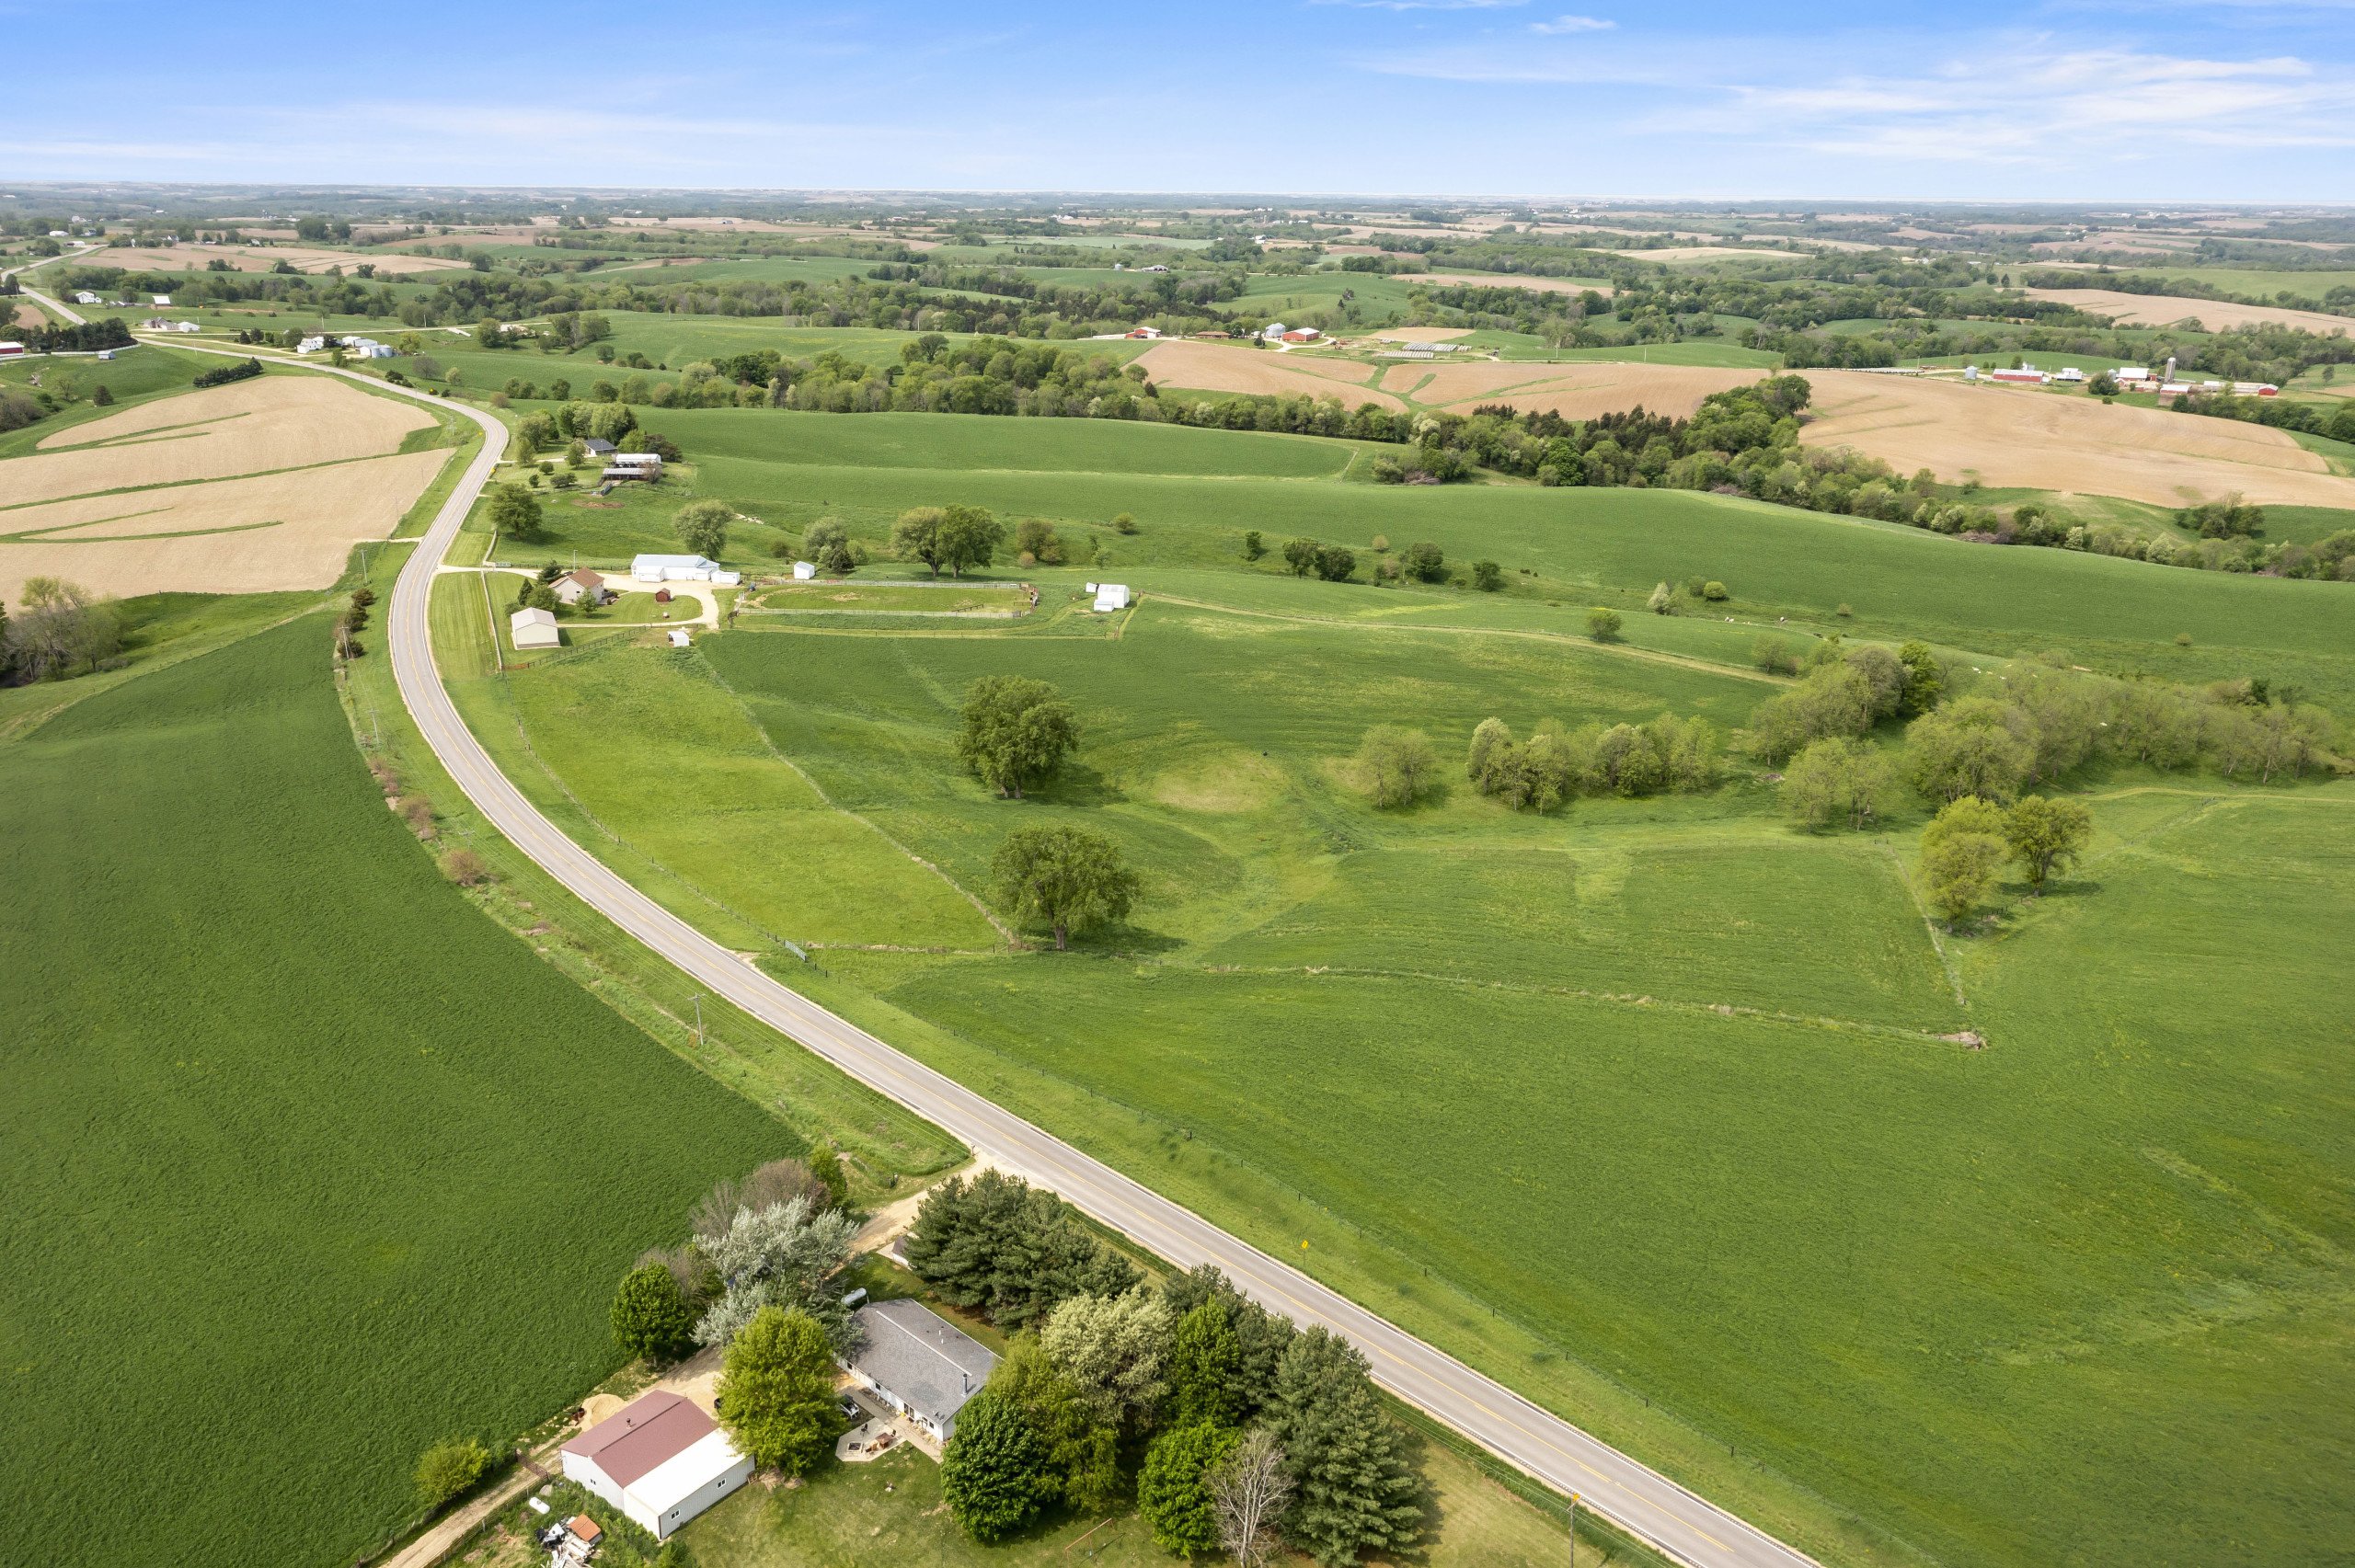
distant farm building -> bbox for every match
[553,568,611,607]
[603,452,663,483]
[560,1390,752,1540]
[73,291,99,305]
[1089,582,1131,612]
[511,607,561,649]
[667,628,692,647]
[1987,369,2048,385]
[792,560,818,580]
[1125,326,1163,339]
[582,437,618,458]
[841,1299,999,1444]
[1281,327,1323,344]
[0,342,23,359]
[151,293,172,306]
[1262,322,1288,341]
[296,336,327,354]
[631,554,740,586]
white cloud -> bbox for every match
[1531,14,1614,31]
[1356,31,2355,164]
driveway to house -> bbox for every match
[160,341,1821,1568]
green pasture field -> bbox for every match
[2257,502,2355,544]
[0,614,798,1568]
[433,402,2355,1568]
[2101,265,2355,303]
[624,409,2355,707]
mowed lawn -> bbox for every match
[0,616,793,1568]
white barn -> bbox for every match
[1091,582,1130,612]
[559,1391,752,1540]
[792,560,818,580]
[631,554,741,586]
[511,606,560,648]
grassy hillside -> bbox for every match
[441,405,2355,1568]
[0,614,795,1568]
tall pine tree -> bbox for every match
[1265,1328,1424,1565]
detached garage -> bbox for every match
[559,1390,752,1540]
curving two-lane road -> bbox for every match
[167,343,1821,1568]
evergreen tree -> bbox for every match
[941,1383,1052,1542]
[1161,1266,1295,1421]
[715,1306,846,1476]
[904,1171,1142,1329]
[1265,1329,1424,1566]
[1140,1422,1242,1558]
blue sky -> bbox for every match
[6,0,2350,200]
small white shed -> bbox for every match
[792,560,818,580]
[667,628,692,647]
[511,606,560,648]
[1093,583,1131,612]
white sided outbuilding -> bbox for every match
[631,554,741,586]
[510,606,560,649]
[1092,582,1131,612]
[559,1391,752,1540]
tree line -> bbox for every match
[913,1173,1428,1564]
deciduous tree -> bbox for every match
[611,1261,697,1363]
[1212,1429,1292,1568]
[414,1436,492,1513]
[941,1384,1052,1542]
[1142,1423,1244,1558]
[2003,795,2092,892]
[957,675,1079,798]
[1780,737,1894,831]
[486,483,545,544]
[672,499,731,559]
[1905,698,2034,803]
[1042,1288,1173,1434]
[1354,726,1440,808]
[716,1306,845,1476]
[994,825,1138,950]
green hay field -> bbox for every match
[0,615,796,1568]
[440,404,2355,1568]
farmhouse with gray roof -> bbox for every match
[842,1299,999,1442]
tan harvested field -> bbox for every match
[83,244,467,275]
[1798,372,2355,509]
[0,450,448,602]
[1135,341,1402,408]
[10,301,47,328]
[1380,361,1763,418]
[17,376,433,506]
[2023,288,2355,337]
[1632,246,1801,264]
[1399,273,1614,296]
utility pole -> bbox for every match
[1568,1493,1580,1565]
[689,993,705,1047]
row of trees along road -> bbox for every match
[912,1172,1428,1565]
